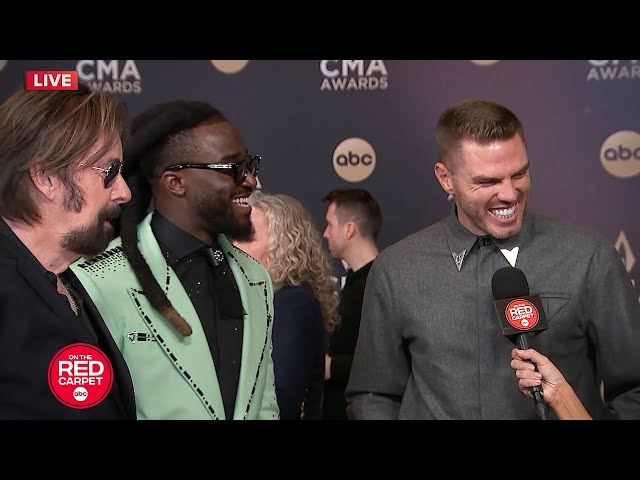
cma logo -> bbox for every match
[586,60,640,81]
[600,131,640,178]
[332,137,376,182]
[320,60,388,92]
[76,60,142,94]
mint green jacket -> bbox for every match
[71,213,279,420]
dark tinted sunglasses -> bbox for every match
[79,160,123,188]
[163,154,261,183]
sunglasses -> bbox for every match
[79,160,123,188]
[163,154,261,184]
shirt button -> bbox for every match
[482,237,491,246]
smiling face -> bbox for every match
[434,135,531,239]
[60,136,131,256]
[159,121,258,244]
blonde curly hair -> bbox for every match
[248,191,340,332]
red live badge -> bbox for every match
[48,343,113,409]
[25,71,79,90]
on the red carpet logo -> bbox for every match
[25,71,78,91]
[48,343,113,409]
[505,299,539,330]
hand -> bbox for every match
[510,348,565,405]
[510,348,592,420]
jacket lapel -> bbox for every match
[71,276,136,419]
[218,236,272,419]
[133,216,226,418]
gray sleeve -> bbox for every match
[345,257,409,419]
[589,241,640,419]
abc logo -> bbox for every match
[600,130,640,178]
[73,386,88,402]
[332,138,376,182]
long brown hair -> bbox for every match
[0,82,126,223]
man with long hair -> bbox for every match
[0,83,135,419]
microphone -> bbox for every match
[492,266,549,420]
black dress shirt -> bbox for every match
[151,212,244,420]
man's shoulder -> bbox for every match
[379,219,448,261]
[529,212,609,246]
[221,238,270,281]
[71,236,131,280]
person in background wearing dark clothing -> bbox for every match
[72,100,279,420]
[346,99,640,419]
[321,188,381,420]
[0,83,136,419]
[235,191,339,419]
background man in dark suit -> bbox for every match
[0,82,136,419]
[321,188,382,420]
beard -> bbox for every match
[60,204,121,257]
[195,191,255,243]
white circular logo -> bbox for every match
[73,386,89,402]
[210,60,249,74]
[600,130,640,178]
[332,137,376,182]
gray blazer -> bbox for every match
[346,210,640,419]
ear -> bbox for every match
[160,171,186,196]
[29,166,59,201]
[434,162,454,196]
[344,220,357,240]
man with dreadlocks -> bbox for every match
[71,100,279,420]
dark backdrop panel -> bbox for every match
[1,60,637,298]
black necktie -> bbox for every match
[205,245,244,319]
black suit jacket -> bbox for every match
[323,260,373,420]
[0,219,136,420]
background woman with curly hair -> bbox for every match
[235,191,340,419]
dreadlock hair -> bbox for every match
[121,100,228,336]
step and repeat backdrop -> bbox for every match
[1,60,638,297]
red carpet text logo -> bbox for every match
[505,299,539,330]
[25,71,78,90]
[48,343,113,409]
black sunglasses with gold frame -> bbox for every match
[163,154,261,183]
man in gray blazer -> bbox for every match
[346,99,640,420]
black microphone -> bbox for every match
[492,266,549,420]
